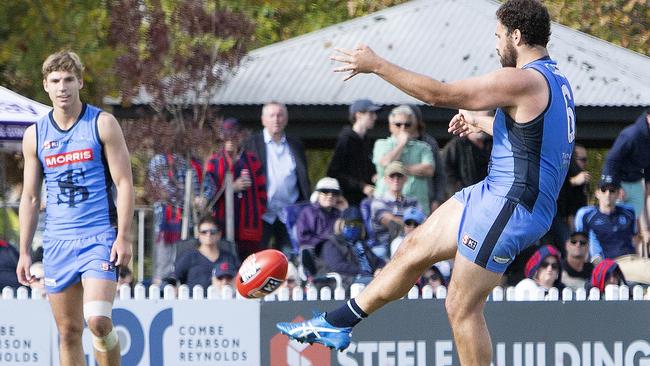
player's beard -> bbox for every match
[499,40,517,68]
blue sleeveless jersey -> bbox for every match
[36,104,116,240]
[486,56,575,227]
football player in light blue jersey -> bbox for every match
[277,1,575,364]
[17,51,134,366]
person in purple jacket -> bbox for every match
[602,109,650,252]
[296,177,347,251]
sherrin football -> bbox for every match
[236,249,288,298]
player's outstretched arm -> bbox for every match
[98,113,134,267]
[332,44,543,112]
[17,125,42,285]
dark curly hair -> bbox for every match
[496,0,551,47]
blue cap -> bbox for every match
[341,206,363,222]
[599,174,620,189]
[213,261,237,279]
[349,99,380,115]
[403,207,425,224]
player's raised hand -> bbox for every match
[16,254,33,286]
[448,110,481,137]
[110,236,133,267]
[331,44,380,81]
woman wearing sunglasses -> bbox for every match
[515,245,565,299]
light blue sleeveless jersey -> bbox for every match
[454,56,576,272]
[486,56,575,225]
[36,104,116,240]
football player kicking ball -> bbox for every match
[277,0,575,364]
[17,50,134,366]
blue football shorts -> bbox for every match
[42,228,118,293]
[453,182,549,273]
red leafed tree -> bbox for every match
[108,0,255,157]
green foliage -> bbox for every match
[306,148,334,190]
[0,0,117,105]
[229,0,408,48]
[546,0,648,55]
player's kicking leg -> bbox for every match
[48,282,86,365]
[83,278,121,366]
[277,198,463,350]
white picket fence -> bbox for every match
[3,283,650,302]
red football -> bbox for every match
[236,249,288,298]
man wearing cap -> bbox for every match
[327,99,379,206]
[575,175,637,263]
[373,105,434,214]
[244,102,310,254]
[370,161,421,259]
[601,109,650,252]
[211,261,237,291]
[561,231,593,290]
[296,177,345,251]
[390,206,425,258]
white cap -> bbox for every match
[315,177,341,192]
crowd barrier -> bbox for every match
[2,283,650,365]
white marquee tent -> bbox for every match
[0,86,51,151]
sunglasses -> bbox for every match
[570,239,588,246]
[600,187,618,193]
[388,173,405,179]
[199,228,219,235]
[540,261,559,270]
[393,122,412,128]
[404,220,420,227]
[319,189,340,195]
[344,222,363,228]
[575,157,587,162]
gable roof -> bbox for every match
[122,0,650,108]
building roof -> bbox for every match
[202,0,649,107]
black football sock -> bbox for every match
[324,298,368,328]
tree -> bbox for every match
[230,0,408,49]
[0,0,117,105]
[546,0,649,56]
[108,0,255,139]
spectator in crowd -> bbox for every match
[442,111,492,199]
[390,206,426,258]
[601,109,650,251]
[174,216,239,290]
[515,245,564,298]
[211,261,237,292]
[373,105,434,214]
[296,178,345,251]
[115,266,133,298]
[591,258,626,293]
[575,175,637,263]
[0,239,20,289]
[279,262,301,296]
[371,161,421,259]
[327,99,379,206]
[564,145,590,229]
[547,144,591,250]
[202,118,267,260]
[410,105,446,212]
[418,265,446,296]
[561,231,593,290]
[28,261,46,298]
[244,102,311,254]
[319,207,385,289]
[148,144,200,284]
